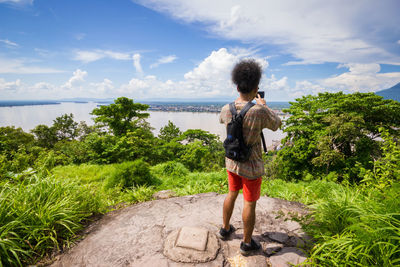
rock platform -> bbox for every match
[51,192,311,267]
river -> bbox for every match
[0,102,285,146]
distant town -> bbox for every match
[147,102,289,116]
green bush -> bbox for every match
[0,173,102,266]
[151,161,189,178]
[103,159,152,190]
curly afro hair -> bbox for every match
[231,59,262,94]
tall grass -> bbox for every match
[261,178,342,204]
[302,183,400,266]
[0,174,102,266]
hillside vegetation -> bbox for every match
[0,93,399,266]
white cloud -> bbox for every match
[0,78,21,91]
[63,69,88,89]
[0,39,18,47]
[0,57,64,74]
[119,47,270,98]
[73,49,131,63]
[282,63,400,99]
[262,74,289,91]
[321,63,400,92]
[89,78,114,95]
[0,47,279,99]
[0,0,33,5]
[134,0,400,65]
[150,55,177,68]
[132,53,143,75]
[397,40,400,45]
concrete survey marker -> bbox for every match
[176,226,208,251]
[164,227,220,263]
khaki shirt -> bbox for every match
[219,102,282,179]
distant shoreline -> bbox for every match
[0,100,291,110]
[0,101,61,107]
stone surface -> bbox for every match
[176,227,209,251]
[164,228,219,263]
[269,247,307,267]
[262,242,284,256]
[267,232,289,244]
[50,192,311,267]
[153,189,176,199]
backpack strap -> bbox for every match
[239,102,255,118]
[261,131,268,154]
[229,101,255,119]
[229,102,238,117]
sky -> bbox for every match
[1,0,400,101]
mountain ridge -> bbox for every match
[376,82,400,101]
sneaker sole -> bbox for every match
[240,249,251,256]
[217,233,227,240]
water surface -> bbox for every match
[0,102,285,145]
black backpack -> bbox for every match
[223,102,267,162]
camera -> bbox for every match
[258,91,265,98]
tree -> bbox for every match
[76,121,95,141]
[0,126,35,157]
[53,113,79,141]
[277,92,400,183]
[31,124,57,148]
[159,121,181,142]
[91,97,149,136]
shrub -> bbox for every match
[151,161,189,178]
[103,159,152,190]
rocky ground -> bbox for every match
[50,192,312,267]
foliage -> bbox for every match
[53,140,90,164]
[154,139,185,163]
[359,128,400,190]
[0,126,35,157]
[31,124,57,148]
[158,120,181,142]
[31,114,90,149]
[277,92,400,183]
[0,173,102,266]
[114,126,158,164]
[150,161,189,178]
[178,129,225,171]
[103,159,153,190]
[52,113,79,141]
[179,140,211,171]
[303,184,400,266]
[91,97,149,136]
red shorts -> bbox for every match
[227,170,262,202]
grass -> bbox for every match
[303,184,400,266]
[261,178,343,204]
[0,174,103,266]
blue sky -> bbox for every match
[1,0,400,101]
